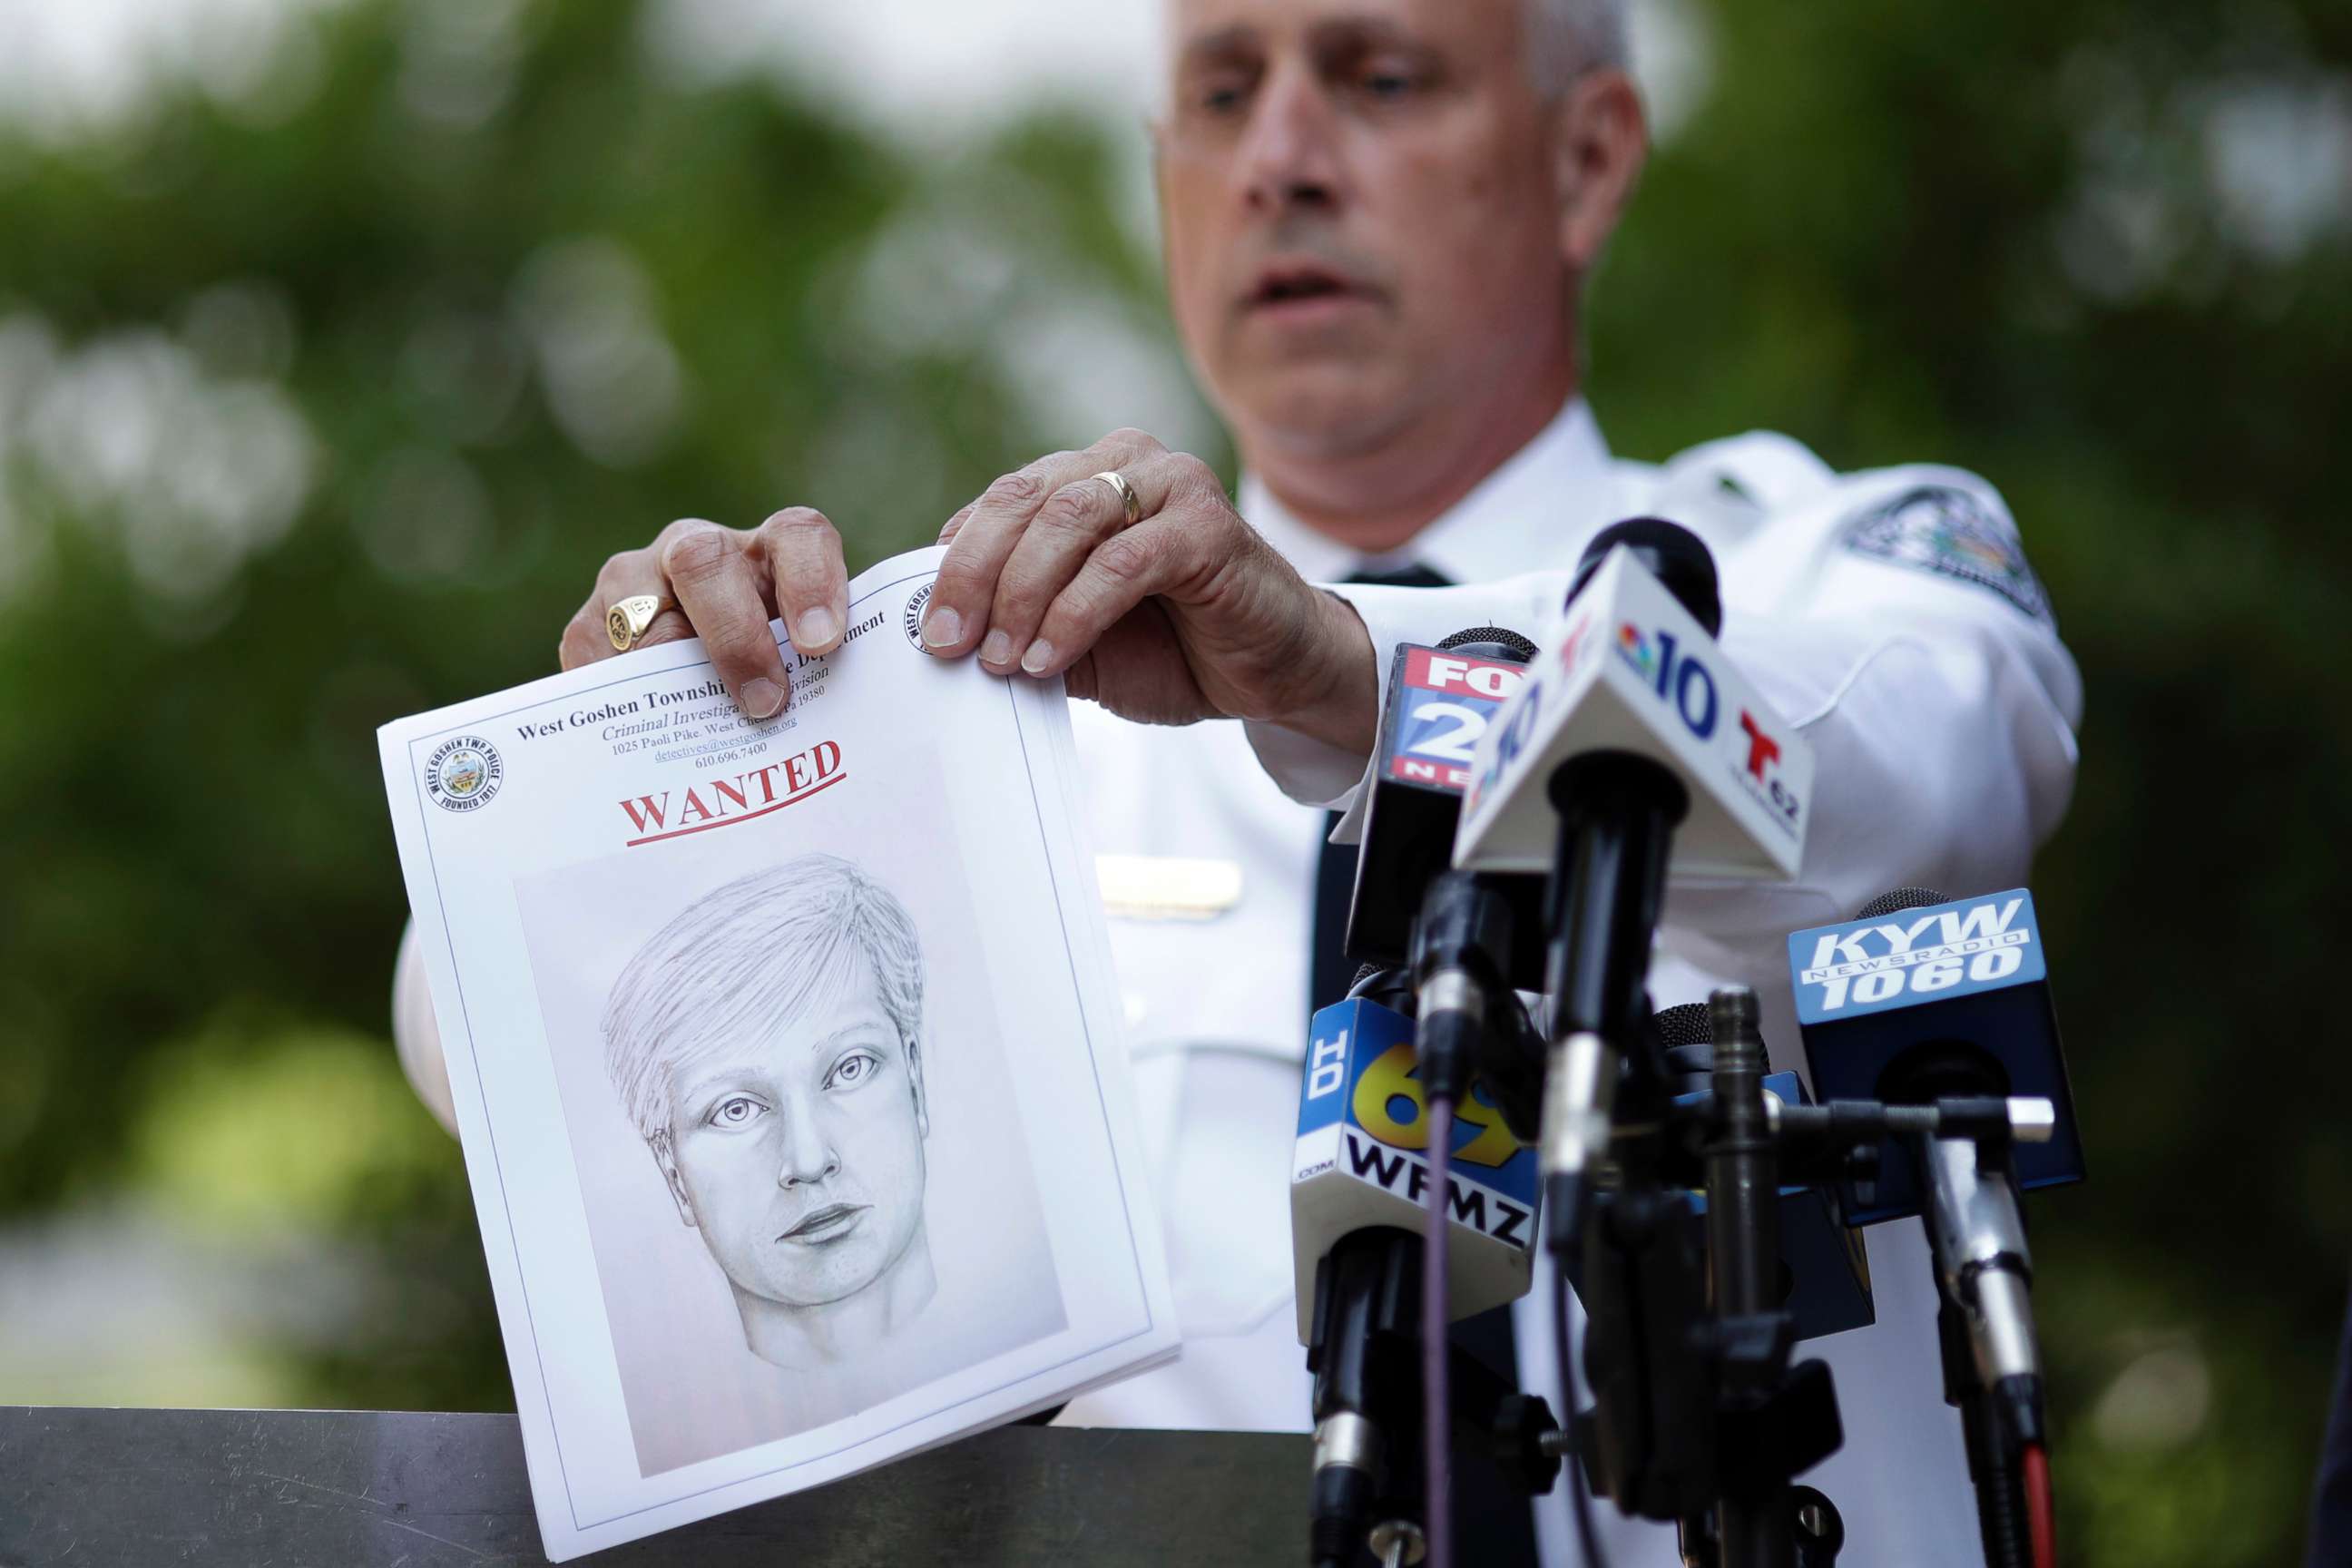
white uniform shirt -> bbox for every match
[1053,397,2082,1568]
[393,398,2082,1565]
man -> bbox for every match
[397,0,2081,1559]
[603,855,936,1370]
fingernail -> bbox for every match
[1020,640,1054,675]
[798,607,838,648]
[921,604,961,648]
[979,629,1013,666]
[740,678,786,720]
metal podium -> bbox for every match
[0,1407,1305,1566]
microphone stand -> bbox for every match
[1565,990,1847,1568]
[1561,1044,2063,1567]
[1911,1128,2047,1568]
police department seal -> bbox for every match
[426,736,505,812]
[1842,485,2053,625]
[902,582,936,650]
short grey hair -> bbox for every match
[602,855,926,1143]
[1150,0,1628,113]
[1525,0,1630,97]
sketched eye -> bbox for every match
[824,1049,883,1092]
[707,1094,766,1131]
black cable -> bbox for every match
[1554,1266,1610,1568]
[1423,1094,1456,1568]
[1968,1390,2034,1568]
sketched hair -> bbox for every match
[602,854,926,1143]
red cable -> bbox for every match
[2022,1444,2056,1568]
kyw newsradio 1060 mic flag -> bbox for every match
[1786,887,2084,1224]
[1789,887,2081,1568]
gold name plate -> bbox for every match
[1096,855,1244,921]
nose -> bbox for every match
[1234,59,1342,216]
[775,1093,840,1189]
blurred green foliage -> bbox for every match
[0,0,2345,1562]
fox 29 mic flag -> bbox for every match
[1788,888,2085,1224]
[1348,640,1536,974]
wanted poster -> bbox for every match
[377,546,1177,1560]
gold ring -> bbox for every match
[607,593,673,652]
[1090,470,1142,527]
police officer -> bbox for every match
[395,0,2082,1560]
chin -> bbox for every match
[1223,361,1416,459]
[773,1247,888,1307]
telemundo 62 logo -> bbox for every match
[1613,619,1804,835]
[426,736,505,812]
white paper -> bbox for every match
[377,546,1177,1561]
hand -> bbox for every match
[559,511,851,718]
[557,429,1378,755]
[920,429,1376,750]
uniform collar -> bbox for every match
[1235,397,1622,583]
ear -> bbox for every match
[1549,67,1649,276]
[649,1129,697,1229]
[906,1032,930,1141]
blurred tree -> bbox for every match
[0,0,2345,1561]
[0,0,1184,1413]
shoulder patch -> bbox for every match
[1842,485,2052,623]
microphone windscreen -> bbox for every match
[1436,625,1540,662]
[1651,1002,1715,1050]
[1854,887,1951,920]
[1567,518,1722,637]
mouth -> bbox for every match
[778,1202,869,1244]
[1243,262,1377,317]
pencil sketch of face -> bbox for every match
[603,855,936,1367]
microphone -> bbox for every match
[1455,520,1811,886]
[1790,887,2071,1568]
[1650,1004,1877,1344]
[1292,991,1543,1347]
[1785,887,2084,1224]
[1294,984,1545,1567]
[1347,629,1542,985]
[1347,626,1550,1139]
[1308,623,1551,1568]
[1454,519,1815,1250]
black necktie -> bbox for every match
[1307,564,1542,1567]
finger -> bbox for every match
[919,449,1088,659]
[936,503,976,546]
[560,595,612,671]
[751,507,850,656]
[657,520,792,720]
[1024,459,1236,680]
[564,548,685,670]
[991,446,1181,677]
